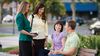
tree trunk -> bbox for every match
[98,3,100,19]
[71,0,75,21]
[0,3,2,24]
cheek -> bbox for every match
[55,26,58,30]
[26,7,29,12]
[59,26,62,30]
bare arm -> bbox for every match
[20,30,37,37]
[50,38,54,50]
[55,48,77,56]
[59,38,65,51]
[61,48,77,56]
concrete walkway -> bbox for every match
[0,35,18,56]
[0,52,18,56]
[0,35,19,48]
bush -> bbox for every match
[78,34,100,56]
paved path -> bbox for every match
[0,52,18,56]
[0,35,19,48]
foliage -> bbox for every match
[0,34,15,37]
[78,34,100,56]
[17,0,66,16]
[97,0,100,2]
[47,42,51,49]
[78,34,100,49]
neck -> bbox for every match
[68,30,75,33]
[37,14,42,18]
[55,31,60,34]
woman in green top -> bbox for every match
[16,1,37,56]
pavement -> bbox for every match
[0,35,19,48]
[0,52,18,56]
[0,35,18,56]
[0,23,92,56]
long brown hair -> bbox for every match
[17,1,29,17]
[33,3,46,21]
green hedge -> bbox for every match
[78,34,100,56]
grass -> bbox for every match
[0,24,17,27]
[0,34,16,37]
[0,46,18,52]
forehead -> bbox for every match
[40,7,44,9]
[55,23,61,26]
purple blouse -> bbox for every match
[51,31,64,50]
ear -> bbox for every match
[69,26,72,30]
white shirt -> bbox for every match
[28,14,48,39]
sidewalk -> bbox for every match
[0,35,19,48]
[0,52,18,56]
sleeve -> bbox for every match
[45,21,48,36]
[61,32,64,38]
[16,14,24,31]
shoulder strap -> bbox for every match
[31,14,34,27]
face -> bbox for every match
[25,4,30,13]
[38,7,44,15]
[65,22,70,32]
[55,24,62,32]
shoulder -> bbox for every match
[72,32,80,41]
[16,13,23,17]
[34,14,37,18]
[60,32,64,35]
[16,13,24,19]
[51,32,56,37]
[60,32,64,36]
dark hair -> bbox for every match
[33,3,46,20]
[68,20,76,30]
[54,21,63,32]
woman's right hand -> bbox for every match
[20,30,38,37]
[30,33,38,37]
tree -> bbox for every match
[71,0,76,21]
[97,0,100,19]
[45,0,66,20]
[0,0,3,23]
[17,0,66,19]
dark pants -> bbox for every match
[19,41,32,56]
[33,39,46,56]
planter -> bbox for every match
[78,48,97,56]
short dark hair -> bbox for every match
[54,21,63,32]
[33,3,45,20]
[68,20,76,30]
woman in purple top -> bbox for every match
[49,21,65,56]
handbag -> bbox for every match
[31,14,34,27]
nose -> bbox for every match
[64,25,66,29]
